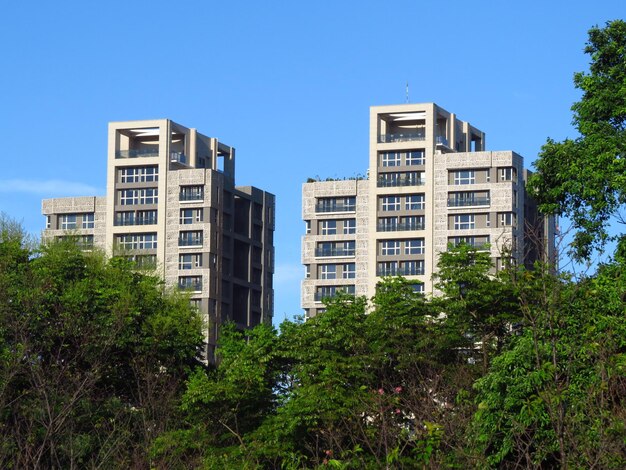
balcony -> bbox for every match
[378,131,425,143]
[115,148,159,159]
[376,267,425,276]
[436,136,449,147]
[315,248,355,257]
[447,197,490,207]
[377,177,425,188]
[377,222,425,232]
[179,237,203,247]
[314,289,355,301]
[114,217,157,226]
[179,193,204,202]
[315,203,355,213]
[179,281,202,292]
[170,152,187,164]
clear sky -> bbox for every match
[0,1,623,322]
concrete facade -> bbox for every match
[43,119,275,360]
[302,103,554,317]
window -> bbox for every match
[115,211,134,226]
[59,214,77,229]
[315,241,355,257]
[381,152,401,167]
[454,170,475,185]
[378,261,398,276]
[305,265,310,278]
[343,219,356,234]
[136,210,157,225]
[115,233,157,250]
[179,253,202,269]
[378,217,398,231]
[45,216,50,229]
[449,236,490,249]
[402,260,424,276]
[315,285,355,301]
[119,188,158,205]
[381,196,401,211]
[342,263,356,279]
[454,214,475,230]
[499,212,515,227]
[381,240,401,256]
[125,254,157,269]
[448,191,489,207]
[180,186,204,201]
[179,230,203,246]
[180,208,203,224]
[406,150,425,166]
[319,264,337,280]
[405,239,425,255]
[406,171,424,185]
[499,167,515,181]
[82,213,94,229]
[119,166,158,183]
[316,197,356,212]
[179,276,202,291]
[378,172,399,187]
[305,220,311,234]
[401,215,424,230]
[320,220,337,235]
[405,194,425,210]
[410,283,424,293]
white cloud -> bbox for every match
[0,179,102,196]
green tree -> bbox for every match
[0,227,203,468]
[434,243,520,373]
[529,19,626,258]
[471,263,626,468]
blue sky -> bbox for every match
[0,1,623,321]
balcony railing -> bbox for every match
[315,248,355,257]
[449,242,490,251]
[179,282,202,291]
[378,132,425,143]
[315,203,355,213]
[314,290,355,301]
[179,193,204,201]
[115,149,159,159]
[179,237,203,247]
[377,222,425,232]
[114,217,157,226]
[377,178,425,188]
[447,197,490,207]
[170,152,187,164]
[376,267,425,276]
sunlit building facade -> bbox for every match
[43,119,275,359]
[302,103,554,318]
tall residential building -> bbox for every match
[302,103,554,317]
[43,119,275,359]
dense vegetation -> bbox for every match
[0,19,625,469]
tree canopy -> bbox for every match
[529,19,626,258]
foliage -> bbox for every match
[0,219,203,468]
[434,243,520,372]
[528,20,626,258]
[471,263,626,468]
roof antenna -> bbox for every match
[405,81,410,103]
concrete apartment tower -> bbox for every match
[43,119,275,359]
[302,103,554,318]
